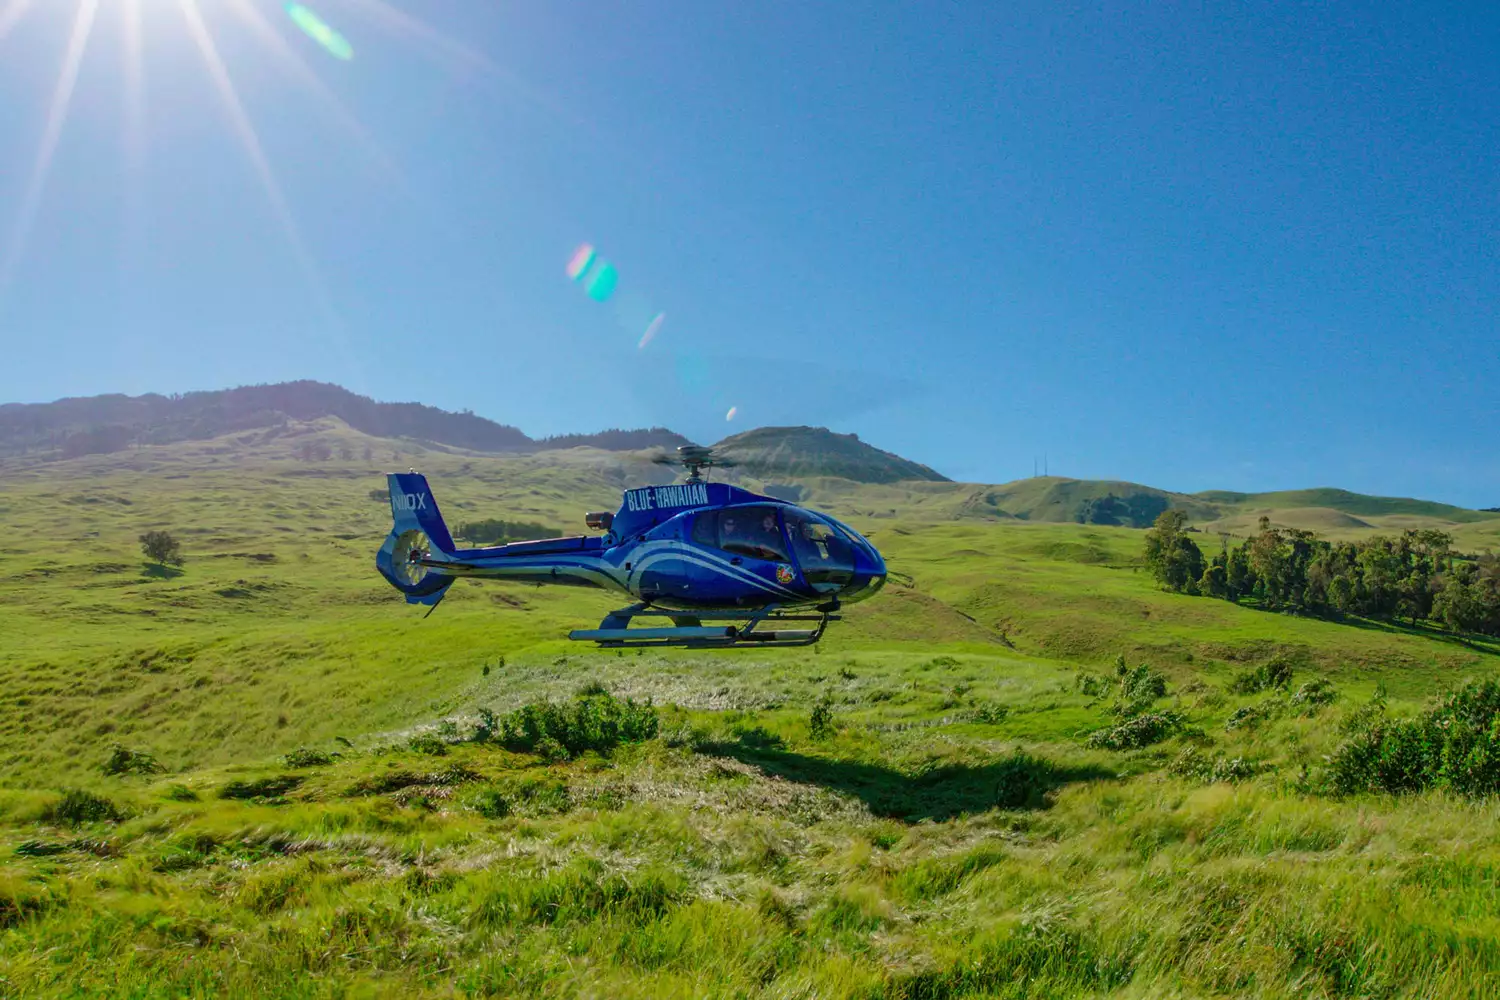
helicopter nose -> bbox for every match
[838,545,887,603]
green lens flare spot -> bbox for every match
[286,4,354,61]
[583,259,618,302]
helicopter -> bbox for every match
[374,445,887,647]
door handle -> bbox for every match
[730,557,742,566]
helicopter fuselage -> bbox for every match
[375,474,887,615]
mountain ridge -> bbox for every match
[2,381,1494,521]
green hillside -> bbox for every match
[952,476,1220,527]
[713,425,950,484]
[1196,486,1496,523]
[3,427,1500,996]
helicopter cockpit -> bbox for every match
[688,503,883,599]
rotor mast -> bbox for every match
[655,445,736,484]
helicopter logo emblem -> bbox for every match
[776,564,795,585]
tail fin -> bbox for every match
[388,472,455,554]
[376,472,456,606]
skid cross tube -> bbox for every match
[568,603,839,648]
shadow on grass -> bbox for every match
[1320,612,1500,656]
[1232,600,1500,657]
[139,563,184,580]
[697,741,1114,822]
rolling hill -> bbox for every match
[714,425,949,484]
[0,381,690,464]
[3,382,1496,543]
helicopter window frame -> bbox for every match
[692,506,790,564]
[784,510,857,588]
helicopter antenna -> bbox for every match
[651,444,737,484]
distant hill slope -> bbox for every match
[536,428,693,451]
[0,382,688,464]
[1194,487,1497,523]
[955,476,1220,528]
[713,426,949,484]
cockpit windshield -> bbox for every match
[784,510,855,589]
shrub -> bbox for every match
[1229,656,1295,695]
[218,775,303,800]
[1210,756,1265,783]
[1327,679,1500,798]
[407,733,449,756]
[1169,747,1265,783]
[991,752,1056,808]
[1292,679,1339,713]
[100,744,165,777]
[497,693,659,759]
[1225,703,1278,732]
[1074,672,1111,698]
[969,702,1010,725]
[14,840,69,857]
[345,763,479,797]
[809,695,836,740]
[43,789,123,827]
[473,708,499,743]
[1113,662,1168,715]
[463,784,512,819]
[281,747,335,768]
[164,784,199,802]
[1087,711,1183,750]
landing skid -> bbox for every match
[569,603,839,648]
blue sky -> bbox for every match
[0,1,1495,505]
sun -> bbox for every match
[0,0,491,308]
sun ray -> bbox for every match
[175,0,363,385]
[0,0,36,45]
[121,0,144,171]
[338,0,494,73]
[175,0,333,318]
[0,0,98,300]
[225,0,401,182]
[338,0,583,127]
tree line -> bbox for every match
[1144,510,1500,637]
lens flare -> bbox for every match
[582,258,617,302]
[566,243,595,280]
[638,311,665,350]
[725,406,738,422]
[285,3,352,61]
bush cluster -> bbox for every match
[493,693,658,759]
[1169,747,1266,783]
[1113,660,1168,715]
[281,748,335,768]
[100,744,164,777]
[1328,679,1500,797]
[42,790,123,827]
[219,775,303,800]
[1228,657,1295,695]
[1291,678,1339,712]
[1086,711,1183,751]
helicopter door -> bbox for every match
[688,507,792,604]
[784,511,855,592]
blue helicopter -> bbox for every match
[375,446,887,647]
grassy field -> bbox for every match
[2,425,1499,997]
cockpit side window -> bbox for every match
[785,511,855,587]
[693,507,788,563]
